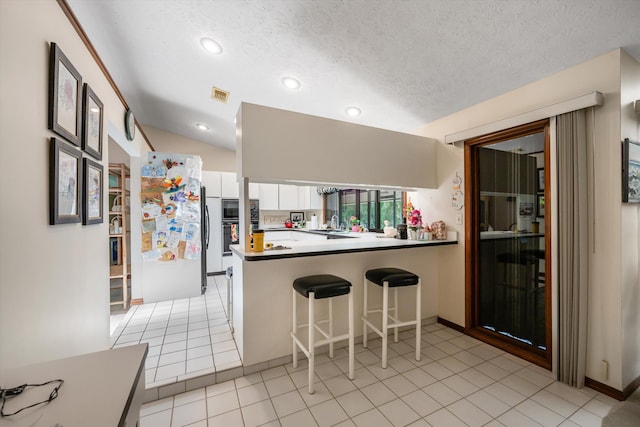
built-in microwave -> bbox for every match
[221,199,259,222]
[222,199,239,221]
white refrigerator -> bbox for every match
[139,152,204,302]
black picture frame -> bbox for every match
[50,138,82,224]
[537,194,545,218]
[82,83,103,160]
[290,211,304,223]
[83,158,103,225]
[48,43,83,146]
[622,138,640,203]
[537,168,545,192]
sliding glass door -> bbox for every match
[465,120,551,368]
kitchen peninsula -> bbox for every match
[230,231,457,367]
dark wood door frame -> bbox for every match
[464,119,552,369]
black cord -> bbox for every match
[0,379,64,417]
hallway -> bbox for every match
[110,275,241,388]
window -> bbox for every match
[325,190,404,231]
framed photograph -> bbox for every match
[622,138,640,203]
[537,194,545,218]
[519,202,533,217]
[82,83,103,160]
[83,158,103,225]
[50,138,82,224]
[537,168,545,192]
[290,211,304,223]
[49,43,83,146]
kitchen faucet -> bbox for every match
[331,215,338,229]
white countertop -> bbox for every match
[480,231,545,240]
[231,231,458,260]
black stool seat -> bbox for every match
[365,268,419,287]
[293,274,351,299]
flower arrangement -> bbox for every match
[408,208,422,231]
[404,201,414,219]
[349,215,360,232]
[404,200,422,230]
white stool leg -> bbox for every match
[382,280,389,369]
[229,277,234,333]
[416,279,421,361]
[308,291,315,394]
[227,277,232,328]
[362,275,368,348]
[292,290,298,369]
[393,287,399,343]
[329,297,334,358]
[348,290,354,380]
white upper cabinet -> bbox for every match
[201,171,221,197]
[259,183,279,210]
[249,183,260,199]
[278,185,299,211]
[299,186,322,210]
[220,172,239,198]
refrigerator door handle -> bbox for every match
[205,205,210,249]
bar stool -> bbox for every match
[225,266,233,333]
[362,268,421,368]
[291,274,354,394]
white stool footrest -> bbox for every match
[361,317,384,337]
[291,332,311,359]
[389,319,418,328]
[316,332,351,347]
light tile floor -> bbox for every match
[139,323,618,427]
[110,275,241,388]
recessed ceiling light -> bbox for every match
[282,76,300,89]
[90,107,99,113]
[196,123,209,131]
[200,37,222,54]
[345,106,361,117]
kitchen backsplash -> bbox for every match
[260,210,322,229]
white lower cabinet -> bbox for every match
[264,231,293,241]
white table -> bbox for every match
[0,344,147,427]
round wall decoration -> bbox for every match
[125,109,135,141]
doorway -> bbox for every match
[108,137,132,332]
[465,119,551,368]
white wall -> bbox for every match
[142,125,235,172]
[0,0,147,371]
[237,103,438,190]
[419,49,638,392]
[619,50,640,389]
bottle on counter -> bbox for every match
[253,229,265,252]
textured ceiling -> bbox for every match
[67,0,640,151]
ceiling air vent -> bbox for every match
[211,87,229,104]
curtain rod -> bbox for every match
[445,91,604,145]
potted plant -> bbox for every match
[408,208,422,239]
